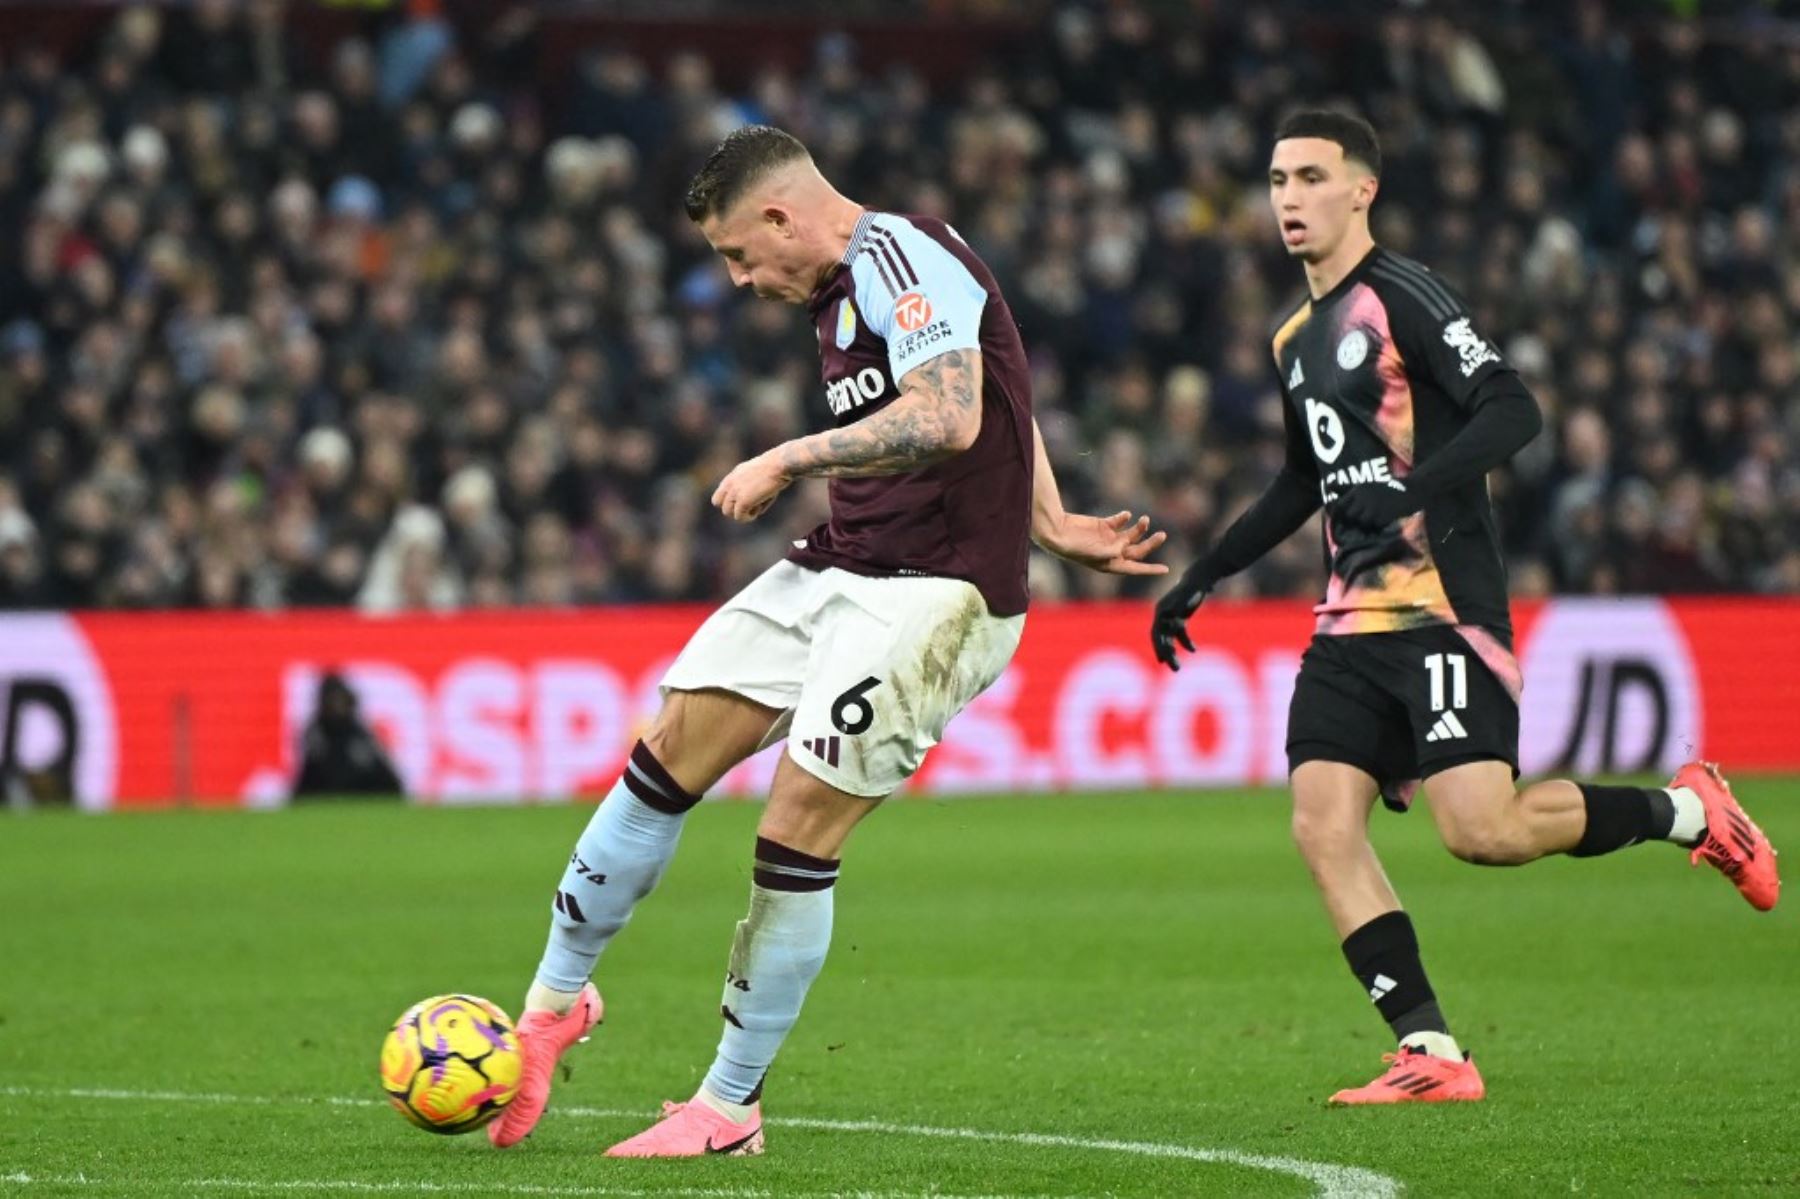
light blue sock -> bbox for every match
[701,838,839,1104]
[533,741,696,992]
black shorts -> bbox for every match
[1286,625,1519,810]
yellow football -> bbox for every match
[379,994,522,1134]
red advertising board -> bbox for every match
[1,599,1795,808]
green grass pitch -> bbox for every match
[3,783,1796,1197]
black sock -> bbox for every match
[1571,784,1672,857]
[1341,911,1449,1041]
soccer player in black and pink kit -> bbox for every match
[485,125,1167,1157]
[1152,109,1779,1105]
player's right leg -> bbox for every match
[1285,637,1483,1104]
[1290,760,1400,938]
[491,564,813,1147]
[1289,760,1486,1105]
[606,568,1026,1157]
[488,688,780,1148]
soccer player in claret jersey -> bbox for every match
[486,125,1166,1158]
[1151,110,1780,1105]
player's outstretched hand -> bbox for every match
[712,452,794,522]
[1332,479,1420,532]
[1150,566,1209,671]
[1048,510,1169,576]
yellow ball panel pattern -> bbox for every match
[377,993,522,1135]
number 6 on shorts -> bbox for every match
[830,676,881,735]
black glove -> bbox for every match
[1332,479,1421,532]
[1151,563,1212,671]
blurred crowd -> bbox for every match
[0,0,1796,612]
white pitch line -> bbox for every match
[0,1085,1400,1198]
[0,1173,1048,1199]
[774,1116,1392,1199]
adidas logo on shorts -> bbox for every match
[1425,712,1469,743]
[800,736,841,768]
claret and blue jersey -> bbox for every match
[797,211,1035,617]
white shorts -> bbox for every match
[660,561,1025,797]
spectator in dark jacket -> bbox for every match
[291,672,404,799]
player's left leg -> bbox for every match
[1424,759,1779,907]
[1423,760,1593,864]
[1384,626,1777,903]
[605,755,880,1158]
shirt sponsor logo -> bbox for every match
[1304,397,1345,464]
[1442,317,1500,377]
[1336,328,1370,370]
[895,319,954,358]
[1319,455,1396,502]
[835,299,857,350]
[894,291,934,332]
[826,366,888,416]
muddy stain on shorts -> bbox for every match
[887,588,986,740]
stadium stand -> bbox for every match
[0,1,1794,611]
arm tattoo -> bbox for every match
[779,349,982,479]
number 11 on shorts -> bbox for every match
[1424,652,1468,712]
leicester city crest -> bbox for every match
[1336,327,1370,370]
